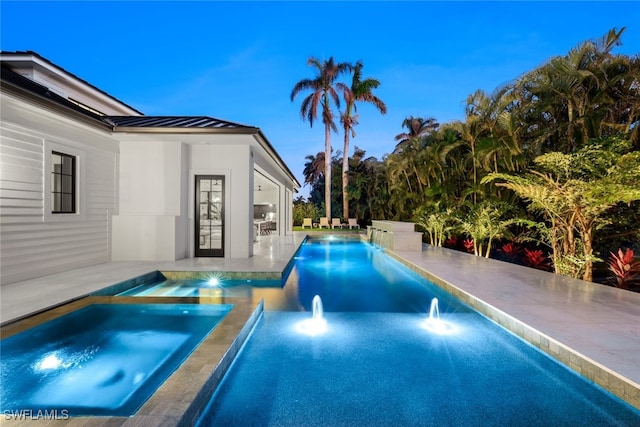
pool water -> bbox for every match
[198,311,640,426]
[121,238,459,314]
[0,303,232,416]
[193,237,640,426]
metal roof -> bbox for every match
[107,115,254,130]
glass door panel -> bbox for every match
[195,175,224,257]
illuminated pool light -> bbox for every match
[203,273,225,287]
[423,317,456,335]
[36,353,63,371]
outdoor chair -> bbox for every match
[302,218,313,229]
[347,218,360,229]
[331,218,343,229]
[319,217,330,229]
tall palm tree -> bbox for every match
[393,116,438,153]
[340,61,387,219]
[291,57,351,220]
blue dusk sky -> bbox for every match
[2,1,639,196]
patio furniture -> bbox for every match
[302,218,313,229]
[319,218,330,229]
[331,218,343,229]
[347,218,360,229]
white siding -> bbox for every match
[0,94,118,285]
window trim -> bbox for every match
[44,140,85,222]
[51,151,76,214]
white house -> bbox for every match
[0,51,300,285]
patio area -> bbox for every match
[1,231,639,421]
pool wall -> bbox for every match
[90,270,165,296]
[176,299,263,426]
[379,242,640,410]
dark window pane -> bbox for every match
[61,156,74,175]
[61,194,73,212]
[52,194,60,212]
[62,175,73,193]
[52,174,61,192]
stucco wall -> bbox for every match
[111,138,185,261]
[190,143,252,258]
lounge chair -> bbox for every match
[302,218,313,229]
[331,218,342,229]
[319,217,330,229]
[347,218,360,229]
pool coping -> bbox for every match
[381,245,640,411]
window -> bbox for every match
[51,151,76,213]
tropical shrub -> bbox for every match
[523,249,551,271]
[607,248,640,290]
[414,203,457,247]
[498,242,522,263]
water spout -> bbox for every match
[295,295,327,336]
[424,297,453,335]
[312,295,323,322]
[428,297,440,321]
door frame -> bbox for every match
[194,175,225,257]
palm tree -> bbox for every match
[302,152,325,186]
[291,57,351,220]
[393,116,438,153]
[340,60,387,219]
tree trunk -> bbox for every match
[342,132,350,220]
[582,224,594,282]
[324,124,332,220]
[551,220,561,274]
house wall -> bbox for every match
[0,92,118,285]
[113,137,255,260]
[190,143,253,258]
[111,138,186,261]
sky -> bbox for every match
[2,1,639,197]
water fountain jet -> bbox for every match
[423,297,453,335]
[295,295,327,336]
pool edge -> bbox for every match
[383,246,640,411]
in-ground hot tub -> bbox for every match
[0,303,232,416]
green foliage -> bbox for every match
[413,203,457,247]
[293,197,321,226]
[458,201,515,257]
[483,136,640,281]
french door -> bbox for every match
[195,175,224,257]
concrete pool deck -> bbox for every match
[1,231,639,423]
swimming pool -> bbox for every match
[194,237,640,426]
[0,303,232,416]
[120,237,458,313]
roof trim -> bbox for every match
[1,65,112,132]
[0,51,144,115]
[254,129,301,189]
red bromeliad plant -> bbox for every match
[523,249,550,270]
[499,242,522,262]
[607,248,640,290]
[463,238,474,253]
[445,236,459,249]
